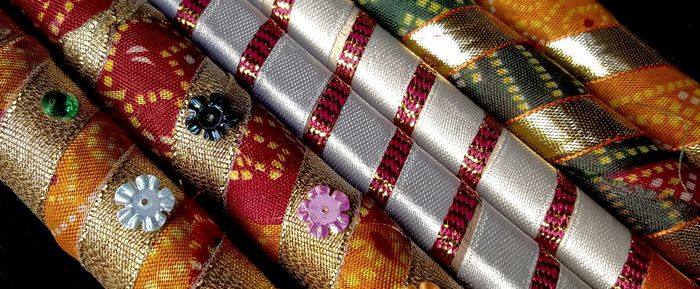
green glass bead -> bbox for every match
[41,91,79,119]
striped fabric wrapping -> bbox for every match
[239,0,698,288]
[0,12,273,289]
[8,0,461,288]
[473,0,700,280]
[349,0,700,285]
[149,0,593,288]
[476,0,700,170]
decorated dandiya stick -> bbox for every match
[476,0,700,171]
[0,11,273,289]
[7,0,461,288]
[218,1,698,289]
[150,0,593,288]
[347,0,700,285]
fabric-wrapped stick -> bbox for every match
[0,11,273,289]
[7,0,461,288]
[231,0,698,288]
[477,0,700,170]
[150,0,593,288]
[349,0,700,283]
[474,0,700,279]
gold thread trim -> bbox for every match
[194,237,276,289]
[403,6,522,76]
[172,58,251,205]
[0,62,98,219]
[545,26,667,82]
[507,97,639,161]
[278,150,362,288]
[78,148,185,289]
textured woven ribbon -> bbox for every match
[476,0,700,171]
[7,0,459,288]
[237,0,699,289]
[150,0,598,288]
[350,0,700,284]
[0,11,273,289]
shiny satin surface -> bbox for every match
[413,78,486,174]
[456,201,539,289]
[287,0,353,64]
[403,6,522,75]
[559,193,632,289]
[477,131,556,236]
[353,27,419,122]
[254,37,332,136]
[149,0,592,287]
[324,94,394,192]
[388,145,459,249]
[546,27,666,82]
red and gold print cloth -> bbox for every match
[352,0,700,284]
[7,0,460,288]
[0,11,273,289]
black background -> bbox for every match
[0,1,698,288]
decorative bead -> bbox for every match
[41,90,79,119]
[186,93,240,141]
[297,184,350,238]
[114,174,175,232]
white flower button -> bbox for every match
[115,174,175,232]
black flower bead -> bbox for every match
[186,93,240,141]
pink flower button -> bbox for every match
[297,184,350,238]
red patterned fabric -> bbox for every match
[227,104,305,226]
[11,0,109,41]
[97,18,203,159]
[610,160,700,208]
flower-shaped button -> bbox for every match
[297,184,350,238]
[115,174,175,232]
[186,93,239,141]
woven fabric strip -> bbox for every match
[394,63,437,135]
[0,13,271,289]
[353,0,700,284]
[367,129,413,207]
[334,10,375,83]
[429,184,480,266]
[240,1,689,288]
[156,1,594,288]
[303,74,352,153]
[457,114,503,187]
[475,0,700,168]
[10,0,460,287]
[176,0,211,34]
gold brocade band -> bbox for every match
[407,242,463,288]
[0,61,98,218]
[507,95,639,162]
[172,58,250,205]
[402,6,523,76]
[686,144,700,169]
[196,237,276,289]
[545,27,667,82]
[78,148,186,289]
[59,0,165,81]
[279,150,361,288]
[645,217,700,279]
